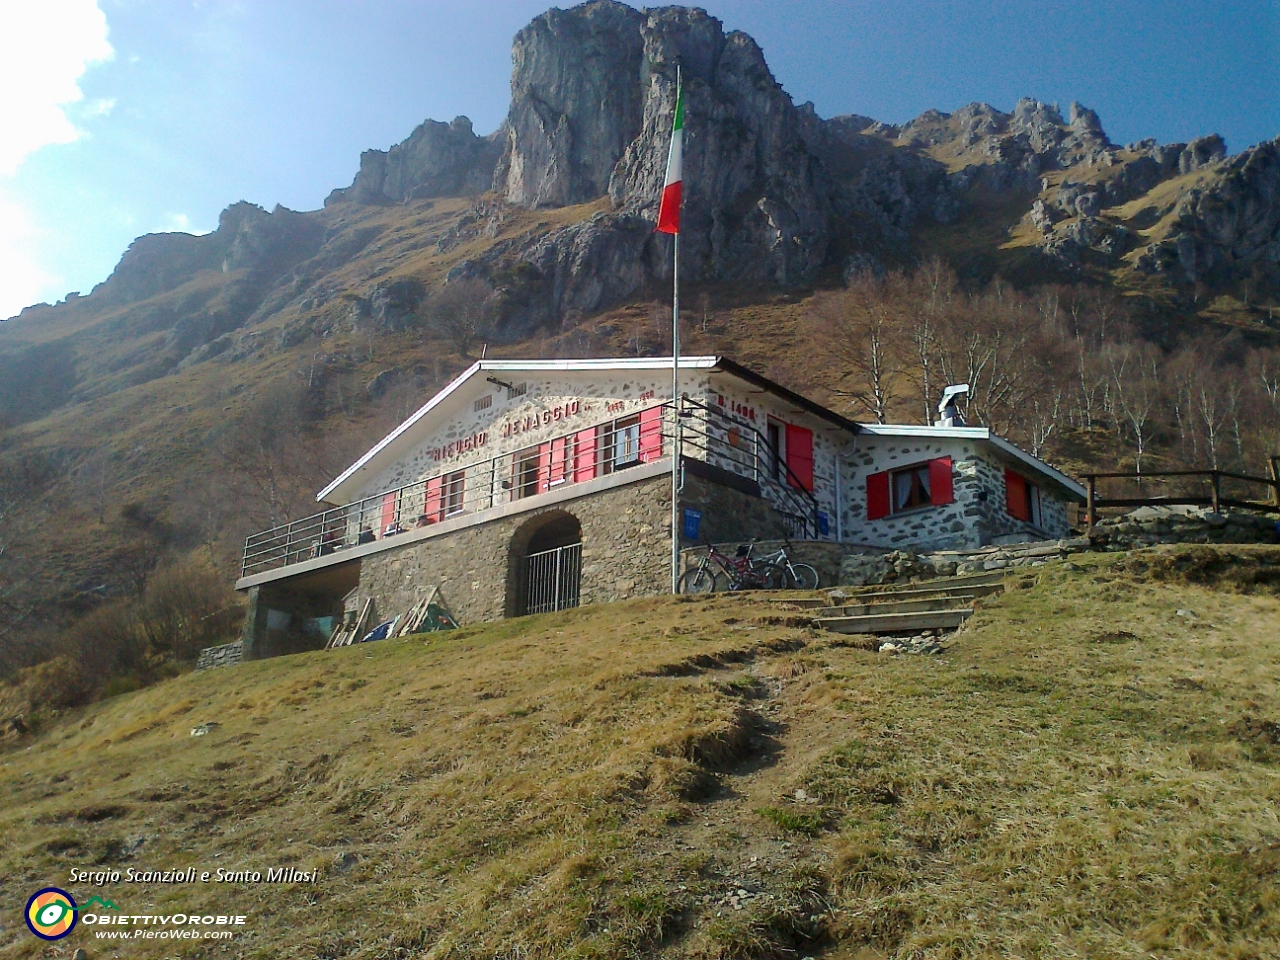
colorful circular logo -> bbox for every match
[25,887,78,941]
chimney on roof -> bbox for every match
[935,384,970,427]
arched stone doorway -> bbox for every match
[507,511,583,617]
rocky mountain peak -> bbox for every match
[497,0,647,207]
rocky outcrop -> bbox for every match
[605,9,829,285]
[498,0,646,207]
[310,3,1275,315]
[487,3,831,290]
[92,202,324,308]
[1134,136,1280,284]
[29,1,1280,343]
[329,117,503,205]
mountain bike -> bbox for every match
[750,541,820,590]
[678,540,770,594]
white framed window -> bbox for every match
[766,419,784,481]
[612,415,641,469]
[443,470,466,516]
[892,463,932,512]
[513,447,541,499]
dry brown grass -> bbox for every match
[3,547,1280,958]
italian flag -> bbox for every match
[655,81,683,234]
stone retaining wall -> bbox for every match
[1093,506,1279,550]
[682,540,877,589]
[834,508,1280,587]
[196,640,244,670]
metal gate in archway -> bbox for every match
[524,542,582,615]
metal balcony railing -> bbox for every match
[241,402,676,577]
[679,397,823,540]
[240,396,834,579]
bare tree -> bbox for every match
[428,279,495,357]
[72,448,114,524]
[1106,343,1160,474]
[214,380,328,530]
[816,281,906,423]
[697,290,712,333]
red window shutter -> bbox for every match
[549,436,568,484]
[574,427,597,482]
[380,491,398,532]
[424,476,442,523]
[867,471,890,520]
[639,406,664,462]
[1005,468,1030,521]
[929,457,954,506]
[785,424,814,491]
[537,442,551,493]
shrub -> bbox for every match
[136,560,240,662]
[18,656,94,711]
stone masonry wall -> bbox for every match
[1094,507,1279,549]
[703,371,854,536]
[359,369,715,499]
[353,467,807,627]
[357,473,675,625]
[843,437,1073,550]
[678,469,792,546]
[196,640,244,670]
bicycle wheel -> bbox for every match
[760,563,787,590]
[782,563,820,590]
[678,567,719,594]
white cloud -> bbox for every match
[0,189,62,320]
[82,96,117,118]
[0,0,114,176]
[158,213,211,236]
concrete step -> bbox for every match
[817,608,974,635]
[851,570,1008,592]
[815,594,976,618]
[768,570,1008,609]
[769,597,829,609]
[836,581,1006,605]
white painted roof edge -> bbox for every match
[857,422,1087,501]
[858,423,991,440]
[316,356,723,504]
[317,359,481,504]
[985,435,1088,501]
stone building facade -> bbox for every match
[231,357,1085,660]
[843,426,1074,551]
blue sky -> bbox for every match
[2,0,1277,320]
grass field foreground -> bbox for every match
[2,545,1279,959]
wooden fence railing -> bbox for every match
[1084,457,1280,530]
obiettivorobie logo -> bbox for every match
[25,889,118,941]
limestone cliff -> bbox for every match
[310,1,1278,316]
[15,0,1280,343]
[497,0,646,208]
[327,116,503,204]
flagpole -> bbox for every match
[670,66,682,595]
[671,226,681,594]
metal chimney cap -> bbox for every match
[935,384,970,426]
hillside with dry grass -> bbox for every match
[3,546,1280,958]
[1,0,1279,706]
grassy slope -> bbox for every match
[2,546,1280,959]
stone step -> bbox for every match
[815,594,977,618]
[817,608,974,635]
